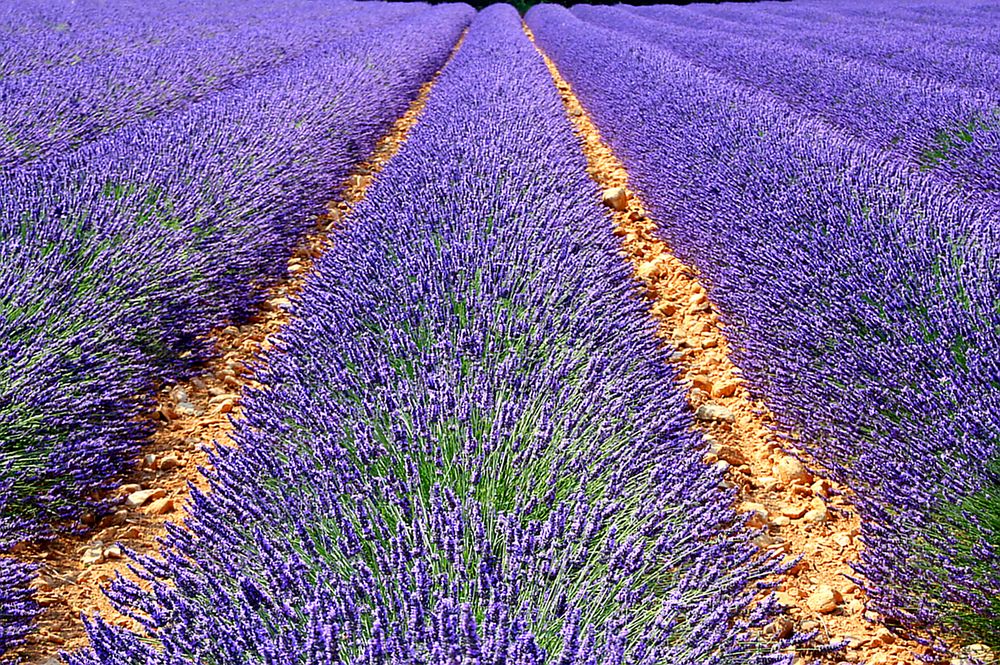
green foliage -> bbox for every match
[919,113,996,169]
[929,457,1000,648]
[387,0,742,14]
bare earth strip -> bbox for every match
[13,31,467,663]
[525,23,939,665]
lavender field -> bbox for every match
[1,0,998,663]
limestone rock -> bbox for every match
[774,457,812,485]
[695,403,735,423]
[602,187,628,211]
[125,488,166,509]
[806,585,842,614]
[146,497,175,515]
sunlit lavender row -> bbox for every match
[3,0,999,660]
[573,4,1000,209]
[529,1,1000,647]
[0,0,423,169]
[0,0,281,78]
[70,8,789,662]
[0,3,470,655]
[683,1,1000,94]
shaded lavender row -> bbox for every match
[528,5,1000,647]
[665,1,1000,96]
[69,7,790,663]
[0,5,471,658]
[578,5,1000,204]
[0,0,413,169]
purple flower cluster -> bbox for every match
[790,0,1000,40]
[0,0,416,169]
[0,3,471,655]
[69,7,789,663]
[0,556,36,656]
[0,0,168,79]
[680,1,1000,94]
[573,4,1000,208]
[528,3,1000,646]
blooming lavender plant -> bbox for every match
[68,7,790,663]
[0,556,36,656]
[575,5,1000,208]
[0,4,471,656]
[529,3,1000,648]
[666,0,1000,95]
[794,0,1000,36]
[0,0,274,79]
[0,0,418,169]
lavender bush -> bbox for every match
[69,7,789,663]
[665,1,1000,95]
[575,5,1000,208]
[0,556,36,656]
[0,4,471,655]
[528,4,1000,647]
[793,0,1000,37]
[0,0,173,79]
[0,0,419,169]
[0,0,280,79]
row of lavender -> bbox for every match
[681,0,1000,93]
[0,0,311,79]
[0,0,422,168]
[0,0,418,169]
[0,0,168,78]
[529,4,1000,647]
[0,4,472,656]
[69,7,790,663]
[572,3,1000,210]
[791,0,1000,37]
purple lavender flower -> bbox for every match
[577,4,1000,210]
[528,2,1000,646]
[68,6,788,663]
[0,3,471,655]
[0,0,420,169]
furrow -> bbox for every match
[11,30,467,661]
[525,22,932,665]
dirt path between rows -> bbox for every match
[12,32,466,663]
[525,22,938,665]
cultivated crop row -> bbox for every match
[4,0,999,660]
[575,5,1000,208]
[528,4,1000,644]
[67,7,790,662]
[673,1,1000,94]
[0,3,471,655]
[0,0,421,169]
[0,0,347,79]
[652,0,1000,63]
[794,0,1000,37]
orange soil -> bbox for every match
[526,23,939,665]
[12,32,465,663]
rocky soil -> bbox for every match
[527,22,943,665]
